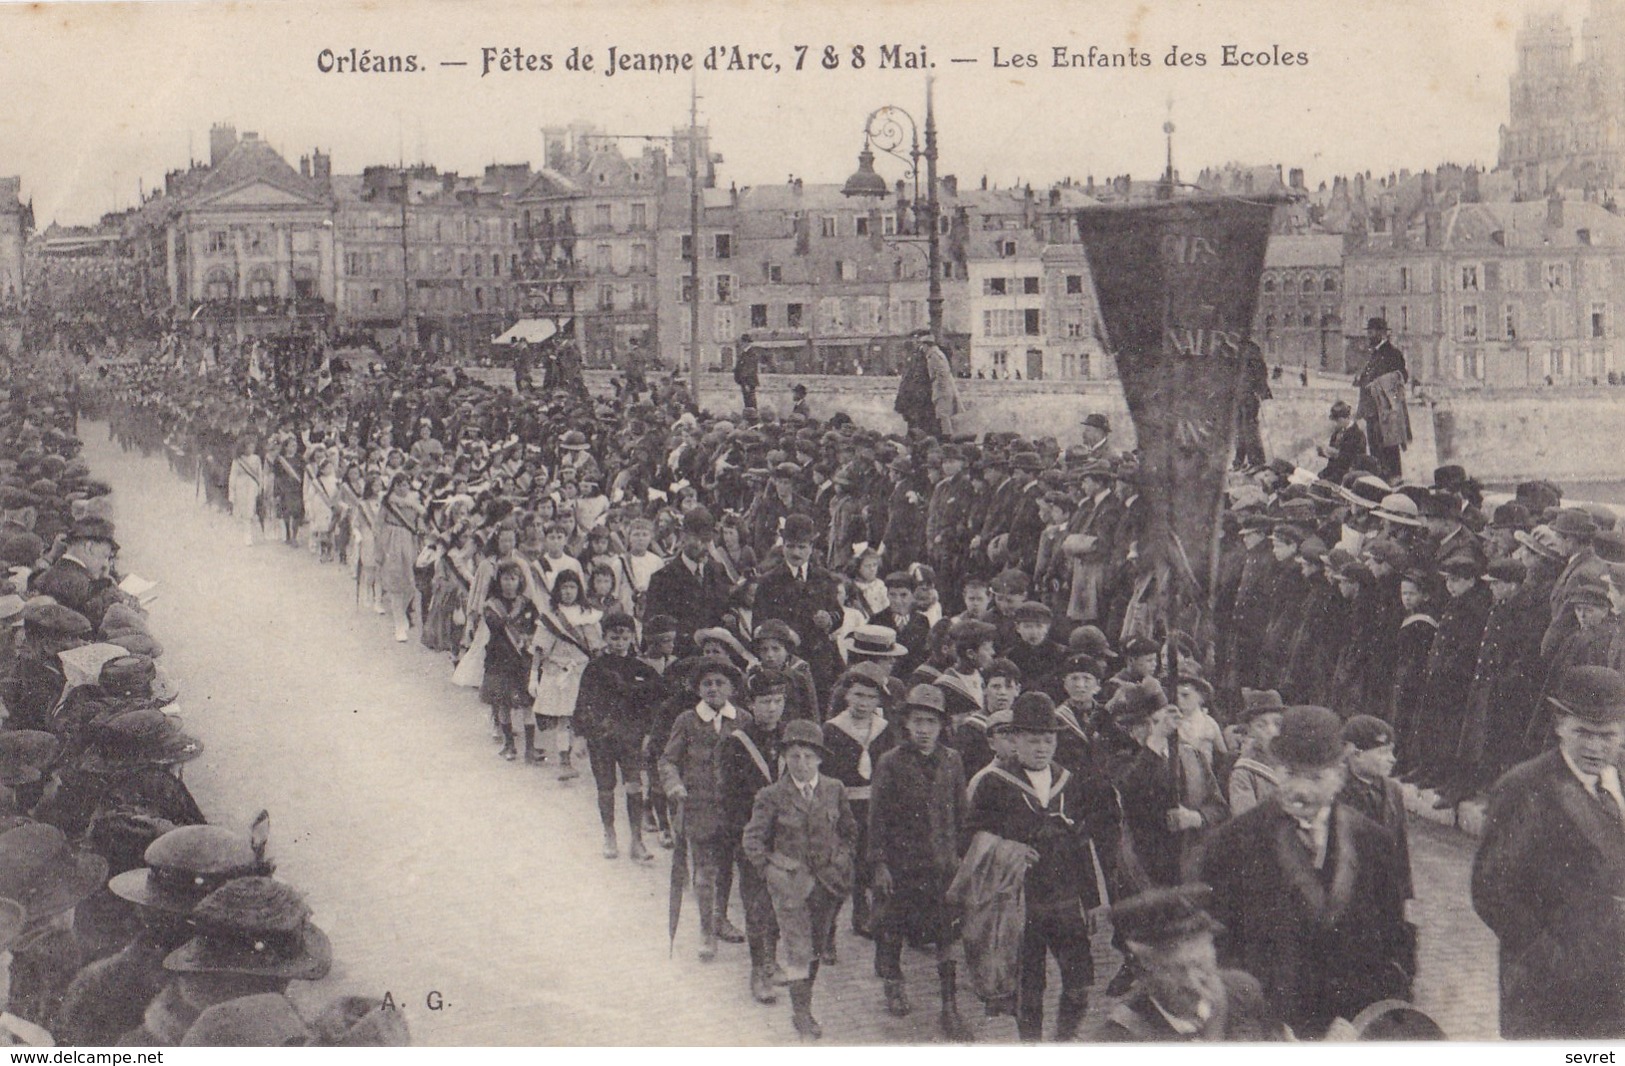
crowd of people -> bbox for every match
[79,322,1625,1045]
[0,356,408,1046]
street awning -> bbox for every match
[742,338,807,350]
[493,318,569,345]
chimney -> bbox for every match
[312,150,331,182]
[1424,208,1442,248]
[1548,191,1564,228]
[942,174,957,197]
[1464,167,1481,203]
[1289,167,1305,190]
[209,123,238,168]
[1049,187,1061,207]
[300,155,310,178]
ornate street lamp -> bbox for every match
[842,76,942,339]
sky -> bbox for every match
[0,0,1598,225]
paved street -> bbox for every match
[82,424,1501,1044]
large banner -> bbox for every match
[1074,197,1275,623]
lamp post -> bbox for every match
[843,75,942,340]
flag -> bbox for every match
[1074,197,1276,627]
[314,347,333,395]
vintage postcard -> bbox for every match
[0,0,1617,1051]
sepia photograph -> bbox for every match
[0,0,1620,1049]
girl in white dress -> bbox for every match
[227,435,264,547]
[530,569,602,780]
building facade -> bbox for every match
[1255,234,1345,370]
[0,178,28,312]
[1344,197,1625,386]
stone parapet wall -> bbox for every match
[463,366,1625,484]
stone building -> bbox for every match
[1255,234,1344,370]
[1344,196,1625,386]
[332,163,525,354]
[0,178,28,311]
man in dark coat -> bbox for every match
[1317,400,1367,486]
[1456,559,1546,798]
[965,693,1120,1042]
[1352,317,1408,479]
[1227,517,1278,690]
[1200,706,1415,1039]
[31,518,120,629]
[925,446,978,613]
[1412,557,1492,792]
[1471,665,1625,1039]
[643,507,730,658]
[733,344,761,411]
[756,515,844,696]
[868,684,973,1039]
[880,456,929,576]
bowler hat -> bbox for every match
[903,684,948,717]
[1550,509,1598,539]
[1082,413,1111,433]
[1438,557,1485,579]
[0,823,109,921]
[1111,884,1224,948]
[990,568,1029,595]
[68,517,118,550]
[781,514,816,545]
[781,719,829,757]
[1546,665,1625,724]
[1366,316,1389,332]
[1108,678,1168,725]
[1593,530,1625,564]
[1271,706,1345,770]
[109,821,276,915]
[1566,582,1612,609]
[1066,624,1116,659]
[1340,715,1395,752]
[1004,691,1060,733]
[1488,502,1533,532]
[681,506,715,537]
[1432,465,1468,490]
[746,668,790,697]
[163,877,333,981]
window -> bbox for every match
[836,261,853,281]
[1551,347,1566,376]
[1461,348,1481,380]
[1301,276,1315,295]
[1025,309,1041,335]
[599,283,615,310]
[474,287,485,310]
[630,203,647,230]
[208,230,229,254]
[1024,276,1040,295]
[1505,304,1518,340]
[882,213,896,236]
[714,274,733,303]
[855,216,871,237]
[1066,275,1083,295]
[984,277,1008,296]
[818,296,845,331]
[713,306,734,343]
[1323,275,1337,292]
[1399,305,1409,333]
[681,234,694,260]
[370,287,381,305]
[1546,263,1568,290]
[787,303,804,328]
[345,252,362,276]
[999,239,1018,257]
[1461,265,1480,291]
[680,276,694,303]
[203,268,232,300]
[1399,266,1410,292]
[1263,278,1276,294]
[1461,304,1479,341]
[768,263,783,283]
[1302,312,1314,328]
[458,253,470,276]
[595,244,612,272]
[1594,302,1608,338]
[492,254,502,276]
[750,303,768,328]
[820,216,837,238]
[714,234,732,259]
[595,204,612,231]
[474,255,483,277]
[631,244,648,272]
[991,350,1009,373]
[630,283,647,309]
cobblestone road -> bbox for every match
[82,426,1502,1044]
